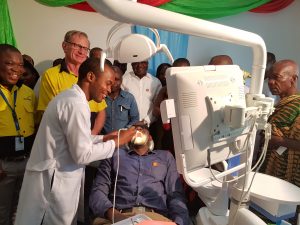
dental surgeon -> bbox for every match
[15,58,136,225]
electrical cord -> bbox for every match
[206,109,272,224]
[251,123,271,172]
[112,128,128,224]
[206,113,256,224]
[230,123,271,225]
[208,114,257,184]
[230,136,249,225]
[208,112,272,185]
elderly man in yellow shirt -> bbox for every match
[37,30,106,135]
[0,44,36,225]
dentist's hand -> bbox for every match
[112,127,136,147]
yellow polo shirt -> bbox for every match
[0,84,35,137]
[89,100,107,112]
[37,61,106,112]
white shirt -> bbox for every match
[26,84,115,171]
[121,71,162,125]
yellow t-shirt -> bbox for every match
[89,100,107,112]
[243,70,252,80]
[0,84,35,137]
[37,63,106,112]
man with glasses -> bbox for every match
[37,30,107,134]
[38,30,89,109]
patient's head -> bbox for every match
[129,122,153,154]
[131,123,149,146]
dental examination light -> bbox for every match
[100,22,174,72]
[88,0,300,225]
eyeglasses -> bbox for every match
[65,41,90,53]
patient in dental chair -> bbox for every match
[89,123,190,225]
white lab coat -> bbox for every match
[15,85,115,225]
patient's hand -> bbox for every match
[106,208,135,222]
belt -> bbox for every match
[1,155,28,162]
[120,206,154,213]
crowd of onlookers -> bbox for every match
[0,29,299,225]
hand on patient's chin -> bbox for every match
[113,127,136,146]
[131,131,148,145]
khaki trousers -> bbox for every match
[92,211,171,225]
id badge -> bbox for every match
[276,146,287,155]
[15,136,25,151]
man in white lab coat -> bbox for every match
[15,58,136,225]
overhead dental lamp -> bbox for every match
[100,22,174,71]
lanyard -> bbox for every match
[0,88,21,135]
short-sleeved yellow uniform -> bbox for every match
[37,60,106,112]
[0,84,35,137]
[89,100,107,112]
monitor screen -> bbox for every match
[166,65,250,175]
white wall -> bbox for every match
[8,0,131,74]
[8,0,300,85]
[187,1,300,72]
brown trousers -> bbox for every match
[92,211,171,225]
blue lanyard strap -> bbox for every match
[0,89,21,133]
